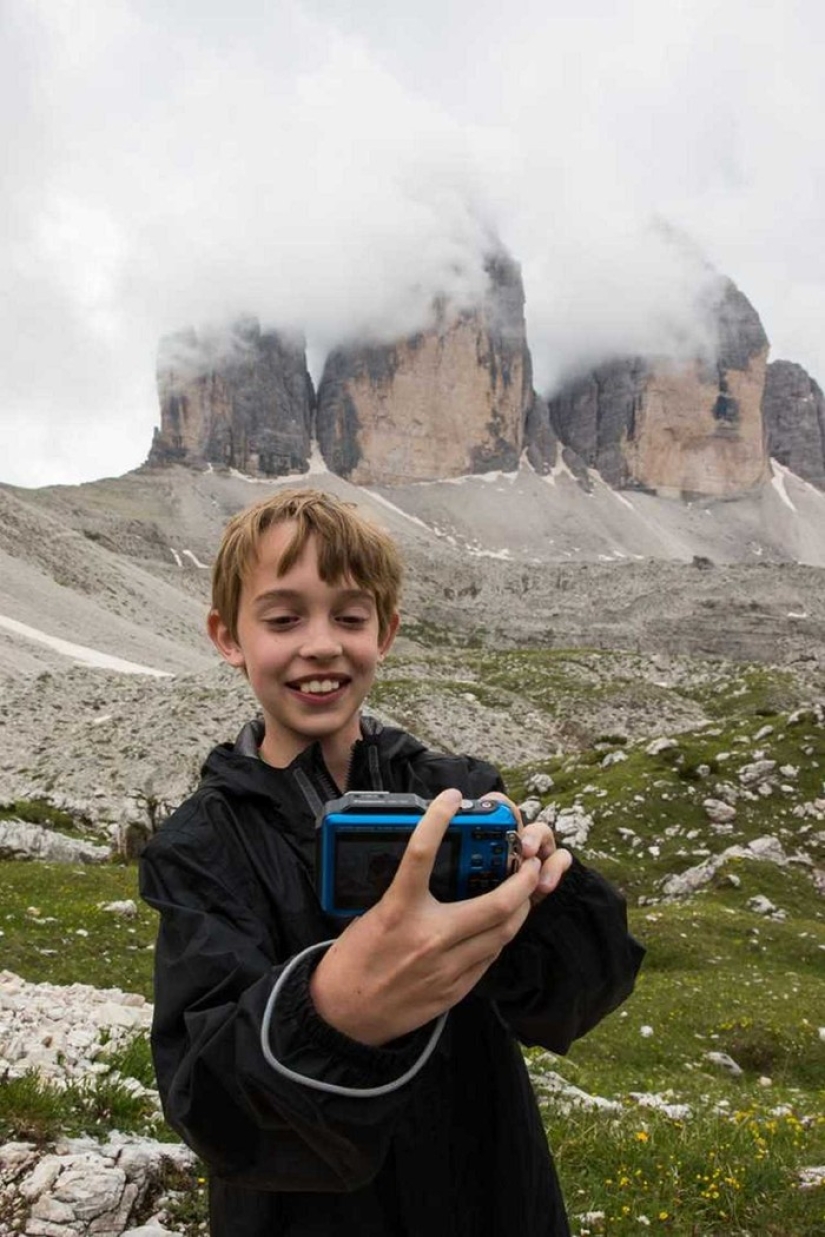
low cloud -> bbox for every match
[2,0,823,485]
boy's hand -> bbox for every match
[483,791,572,903]
[309,789,544,1047]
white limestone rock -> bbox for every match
[98,901,138,919]
[660,835,796,899]
[646,737,677,756]
[702,798,737,824]
[705,1051,744,1076]
[738,759,777,786]
[4,1137,194,1237]
[0,820,110,864]
[0,972,152,1083]
[552,806,593,849]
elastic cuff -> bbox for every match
[263,940,447,1098]
[271,947,436,1089]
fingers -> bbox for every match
[519,822,555,861]
[516,820,572,896]
[388,788,463,901]
[536,847,572,895]
[446,854,542,944]
[386,788,568,936]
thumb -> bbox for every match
[387,788,463,903]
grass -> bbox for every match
[2,647,823,1234]
[544,1101,825,1235]
[0,861,155,992]
[0,1068,159,1144]
[524,880,825,1233]
[0,797,97,841]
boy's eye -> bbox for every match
[265,615,299,629]
[337,613,369,627]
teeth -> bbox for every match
[298,679,342,694]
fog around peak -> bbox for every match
[2,0,824,486]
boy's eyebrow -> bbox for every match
[251,587,376,610]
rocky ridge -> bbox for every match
[144,251,825,502]
[546,279,772,498]
[316,251,536,483]
[763,359,825,491]
[149,317,312,475]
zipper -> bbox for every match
[342,739,358,793]
[314,751,340,802]
[292,731,385,816]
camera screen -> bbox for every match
[333,828,460,910]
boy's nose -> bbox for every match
[299,623,343,660]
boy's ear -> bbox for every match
[207,609,246,670]
[379,611,400,659]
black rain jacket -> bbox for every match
[139,718,645,1237]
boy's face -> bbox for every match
[209,522,398,766]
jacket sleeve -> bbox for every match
[413,752,644,1053]
[474,855,645,1053]
[139,803,433,1192]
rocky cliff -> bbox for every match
[144,266,825,503]
[148,317,313,475]
[546,279,771,497]
[762,360,825,490]
[315,251,535,484]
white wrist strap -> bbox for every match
[260,940,448,1097]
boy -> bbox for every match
[140,487,644,1236]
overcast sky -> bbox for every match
[3,0,824,488]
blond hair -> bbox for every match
[211,488,402,641]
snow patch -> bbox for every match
[182,549,209,569]
[611,489,636,511]
[363,489,435,532]
[770,460,798,512]
[427,468,520,486]
[305,440,329,474]
[464,546,513,560]
[0,615,173,677]
[588,469,637,511]
[543,455,580,487]
[168,547,183,567]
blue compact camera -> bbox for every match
[316,791,521,917]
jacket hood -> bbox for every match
[198,715,430,807]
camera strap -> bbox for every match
[260,941,448,1097]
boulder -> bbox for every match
[0,820,109,864]
[0,1137,195,1237]
[702,798,737,825]
[660,835,795,898]
[705,1050,744,1077]
[552,806,593,849]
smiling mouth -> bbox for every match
[290,678,349,696]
